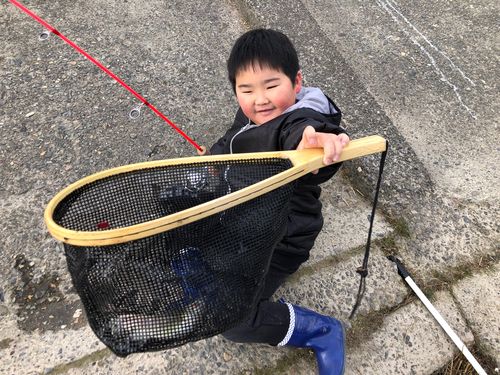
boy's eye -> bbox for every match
[267,85,277,90]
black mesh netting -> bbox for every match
[52,158,294,356]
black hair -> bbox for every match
[227,29,300,93]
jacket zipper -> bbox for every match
[229,121,258,154]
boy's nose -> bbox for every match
[255,91,269,105]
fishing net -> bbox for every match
[51,157,294,356]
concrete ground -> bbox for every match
[1,0,499,374]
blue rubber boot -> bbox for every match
[279,300,345,375]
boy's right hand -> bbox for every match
[296,126,350,174]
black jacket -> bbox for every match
[210,96,346,273]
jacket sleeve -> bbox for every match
[281,117,346,151]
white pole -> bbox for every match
[404,276,487,375]
[387,255,489,375]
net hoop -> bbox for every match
[44,136,386,247]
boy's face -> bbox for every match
[235,64,302,125]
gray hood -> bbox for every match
[282,87,338,116]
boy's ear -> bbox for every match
[294,71,302,94]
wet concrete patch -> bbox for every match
[0,338,14,350]
[11,254,87,333]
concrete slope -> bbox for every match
[303,0,500,202]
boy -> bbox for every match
[210,29,349,375]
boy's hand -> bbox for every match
[296,125,350,174]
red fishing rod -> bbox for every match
[8,0,208,155]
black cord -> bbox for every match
[349,141,388,319]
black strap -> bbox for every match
[349,141,388,319]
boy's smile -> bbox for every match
[235,65,302,125]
